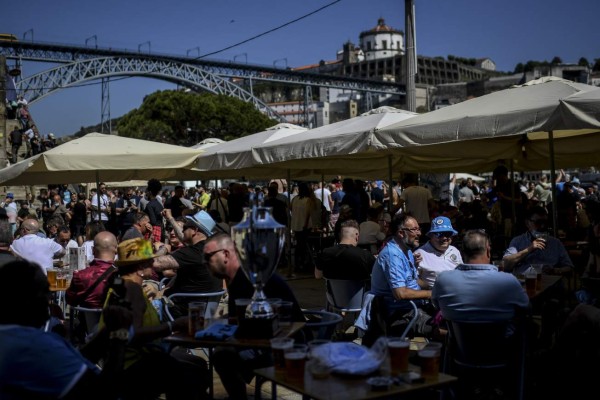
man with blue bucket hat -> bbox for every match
[415,216,463,289]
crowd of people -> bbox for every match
[1,168,600,399]
[5,95,58,164]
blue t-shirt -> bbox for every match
[370,239,422,312]
[432,264,530,322]
[0,325,98,399]
[504,232,573,275]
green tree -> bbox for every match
[116,91,277,145]
[578,57,590,67]
[551,56,563,65]
[514,63,524,74]
[594,58,600,72]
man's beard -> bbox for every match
[405,236,419,250]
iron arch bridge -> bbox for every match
[2,40,404,124]
[16,56,288,122]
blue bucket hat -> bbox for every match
[184,210,216,237]
[429,216,458,235]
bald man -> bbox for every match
[66,231,118,308]
[10,218,65,273]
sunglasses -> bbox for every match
[431,232,454,239]
[402,227,421,233]
[204,249,225,262]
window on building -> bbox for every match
[367,42,372,51]
[382,40,387,50]
[397,41,401,50]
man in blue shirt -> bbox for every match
[370,213,434,336]
[502,206,574,276]
[503,206,573,347]
[432,230,529,322]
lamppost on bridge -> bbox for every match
[85,35,98,49]
[138,41,151,54]
[233,53,247,64]
[23,29,33,42]
[273,58,288,69]
[187,47,201,58]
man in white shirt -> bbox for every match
[415,216,463,289]
[90,182,110,222]
[55,226,79,267]
[9,219,65,273]
[314,182,333,229]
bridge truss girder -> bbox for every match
[0,42,404,95]
[15,56,288,122]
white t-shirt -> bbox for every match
[83,240,94,263]
[314,188,332,212]
[415,241,463,289]
[358,221,385,245]
[90,194,109,221]
[9,234,64,273]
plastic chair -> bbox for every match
[325,279,369,314]
[68,306,103,344]
[164,290,226,322]
[443,318,527,400]
[361,298,420,347]
[302,309,344,340]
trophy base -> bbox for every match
[236,315,281,339]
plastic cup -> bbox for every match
[284,344,308,382]
[419,343,442,379]
[387,337,411,374]
[278,301,294,326]
[56,270,68,289]
[531,264,543,290]
[47,268,57,287]
[188,302,207,336]
[270,337,294,372]
[387,337,410,375]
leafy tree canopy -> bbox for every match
[116,90,277,145]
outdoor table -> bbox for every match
[164,321,305,398]
[49,285,68,311]
[253,365,457,400]
[528,274,562,301]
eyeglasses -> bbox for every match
[432,232,453,239]
[402,227,421,233]
[204,249,225,262]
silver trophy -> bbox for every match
[231,195,285,319]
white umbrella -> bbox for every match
[251,107,417,170]
[194,123,308,179]
[376,77,600,172]
[0,132,205,186]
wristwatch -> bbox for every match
[109,329,130,341]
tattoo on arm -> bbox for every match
[153,255,179,272]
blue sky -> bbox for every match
[3,0,598,137]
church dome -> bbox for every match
[359,18,403,38]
